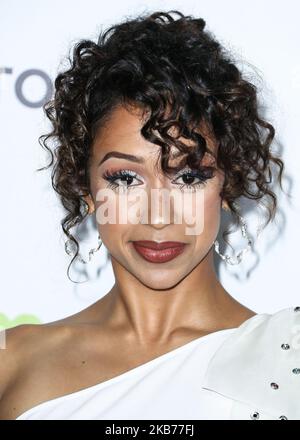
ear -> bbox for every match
[221,199,230,211]
[83,194,95,215]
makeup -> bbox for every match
[131,240,187,263]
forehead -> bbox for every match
[92,103,218,158]
[93,104,148,148]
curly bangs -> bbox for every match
[37,9,285,278]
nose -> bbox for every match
[147,181,174,229]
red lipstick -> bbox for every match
[131,240,186,263]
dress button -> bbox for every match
[270,382,279,389]
[281,343,290,350]
[250,411,260,419]
[294,306,300,312]
[292,368,300,374]
[279,415,288,420]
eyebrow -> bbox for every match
[98,151,145,166]
[97,149,189,167]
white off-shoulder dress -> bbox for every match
[16,326,236,420]
[15,306,300,420]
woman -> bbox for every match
[0,10,298,421]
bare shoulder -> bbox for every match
[0,322,70,381]
[0,297,109,398]
[0,322,72,419]
[0,325,36,395]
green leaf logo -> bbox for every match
[0,313,42,330]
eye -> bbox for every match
[171,167,215,192]
[102,169,143,191]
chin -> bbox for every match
[136,271,187,291]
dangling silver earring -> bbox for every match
[65,233,103,264]
[213,202,253,265]
[64,203,103,264]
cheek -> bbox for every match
[94,196,127,245]
[94,192,140,252]
[203,195,221,231]
[192,183,222,243]
[99,223,128,251]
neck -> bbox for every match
[95,248,250,345]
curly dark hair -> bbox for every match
[37,9,286,281]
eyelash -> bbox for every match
[173,168,214,191]
[102,168,214,192]
[102,169,140,192]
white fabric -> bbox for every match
[16,327,236,420]
[201,305,300,420]
[16,305,300,420]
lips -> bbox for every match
[132,240,185,250]
[131,240,186,263]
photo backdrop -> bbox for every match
[1,0,299,330]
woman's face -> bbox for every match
[87,104,226,290]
